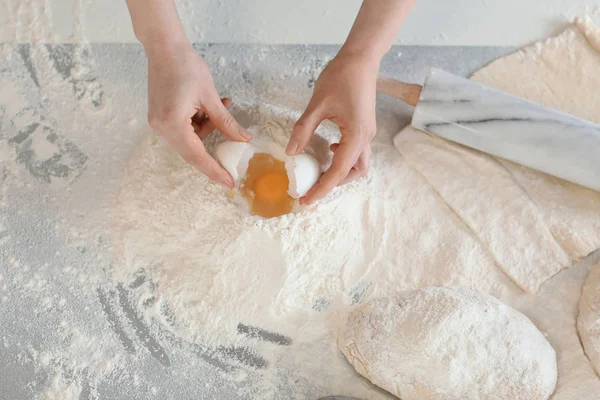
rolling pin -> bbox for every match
[377,68,600,192]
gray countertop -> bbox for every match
[0,43,551,399]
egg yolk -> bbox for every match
[240,153,295,218]
[254,172,289,203]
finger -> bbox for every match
[177,131,234,188]
[338,168,362,186]
[221,98,233,111]
[203,97,252,142]
[194,98,233,124]
[331,144,371,185]
[329,143,354,184]
[192,119,216,141]
[286,102,325,156]
[338,145,371,186]
[354,143,371,174]
[301,139,363,205]
[193,99,234,140]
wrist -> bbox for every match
[338,42,384,64]
[127,0,190,54]
[142,35,192,60]
[335,45,381,70]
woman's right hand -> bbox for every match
[145,41,252,188]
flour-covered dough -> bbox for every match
[471,16,600,263]
[339,287,557,400]
[394,17,600,293]
[578,263,600,377]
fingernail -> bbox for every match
[286,140,298,155]
[223,176,234,188]
[241,129,252,141]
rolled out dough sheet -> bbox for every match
[394,16,600,293]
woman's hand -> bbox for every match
[286,0,415,205]
[125,0,252,187]
[286,52,379,205]
[145,42,251,188]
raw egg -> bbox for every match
[215,140,321,218]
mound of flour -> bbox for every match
[111,101,517,347]
[112,103,360,341]
[339,287,557,400]
[111,101,523,398]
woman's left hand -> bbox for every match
[286,51,379,205]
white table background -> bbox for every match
[1,0,599,46]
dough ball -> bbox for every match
[578,263,600,377]
[338,287,557,400]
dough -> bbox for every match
[339,287,557,400]
[394,127,570,293]
[471,16,600,263]
[394,17,600,293]
[578,262,600,377]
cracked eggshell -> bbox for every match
[286,153,321,198]
[216,140,321,198]
[215,141,254,182]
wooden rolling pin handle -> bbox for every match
[376,74,423,107]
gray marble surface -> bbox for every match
[0,43,515,399]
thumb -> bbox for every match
[204,97,252,142]
[286,103,324,156]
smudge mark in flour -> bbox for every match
[9,120,88,183]
[10,122,39,144]
[237,323,292,346]
[142,296,157,308]
[349,282,372,305]
[216,345,268,369]
[313,298,330,311]
[116,284,171,367]
[96,287,136,355]
[18,45,40,88]
[78,368,92,400]
[242,71,252,84]
[157,328,235,373]
[159,299,178,328]
[128,273,146,289]
[46,44,76,80]
[45,44,105,109]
